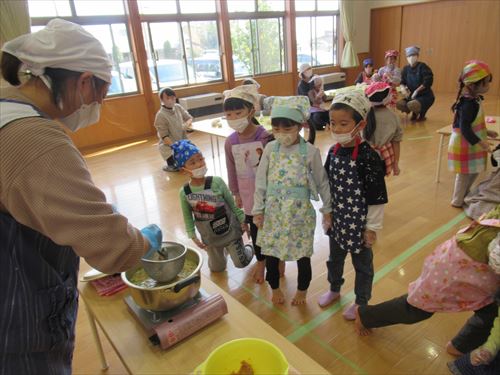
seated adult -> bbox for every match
[354,58,375,85]
[396,46,435,122]
[372,49,401,108]
[307,75,329,131]
[463,146,500,220]
[297,63,313,97]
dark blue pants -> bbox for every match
[327,239,374,305]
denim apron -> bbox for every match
[183,177,243,247]
[0,100,80,375]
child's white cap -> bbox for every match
[330,90,371,120]
[223,84,260,107]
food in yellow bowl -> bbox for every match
[194,338,288,375]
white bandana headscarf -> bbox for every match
[330,90,371,120]
[223,84,260,107]
[2,18,112,83]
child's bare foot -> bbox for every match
[279,261,286,277]
[271,288,285,304]
[317,290,340,308]
[252,260,265,284]
[292,290,307,305]
[354,305,372,336]
[446,341,463,356]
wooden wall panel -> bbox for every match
[400,0,499,94]
[370,6,402,69]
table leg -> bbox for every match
[435,134,445,183]
[210,135,216,170]
[84,302,109,371]
[216,136,222,176]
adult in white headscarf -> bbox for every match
[0,19,161,374]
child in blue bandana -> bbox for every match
[172,139,253,272]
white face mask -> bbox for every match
[59,80,101,132]
[407,56,418,65]
[227,117,249,133]
[60,96,101,132]
[190,165,208,179]
[303,70,312,79]
[330,125,360,145]
[274,132,297,147]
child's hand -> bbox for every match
[234,194,243,208]
[363,230,377,247]
[393,164,401,176]
[253,214,264,229]
[192,237,207,250]
[479,140,491,152]
[486,130,498,139]
[322,213,332,234]
[240,222,250,239]
[471,348,493,366]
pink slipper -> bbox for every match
[317,291,340,308]
[342,303,358,321]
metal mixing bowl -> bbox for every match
[122,247,203,311]
[141,241,187,282]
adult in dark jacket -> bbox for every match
[297,63,313,97]
[396,46,435,122]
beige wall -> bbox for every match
[352,0,433,53]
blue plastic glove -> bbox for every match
[140,224,163,252]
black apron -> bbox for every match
[0,100,80,375]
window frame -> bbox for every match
[29,1,139,97]
[139,1,223,89]
[228,10,286,77]
[295,3,340,69]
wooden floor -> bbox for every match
[73,92,499,375]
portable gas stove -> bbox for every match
[125,289,228,349]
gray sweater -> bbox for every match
[154,103,192,146]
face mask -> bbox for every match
[60,93,101,132]
[274,132,297,147]
[190,165,207,179]
[303,71,312,79]
[407,56,418,65]
[227,117,249,133]
[163,98,176,109]
[330,124,360,145]
[60,80,101,132]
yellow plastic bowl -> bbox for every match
[194,338,289,375]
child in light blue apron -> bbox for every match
[252,96,332,305]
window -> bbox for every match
[138,0,221,90]
[228,0,285,77]
[295,0,339,68]
[28,0,138,96]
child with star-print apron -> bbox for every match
[252,96,332,306]
[318,91,388,322]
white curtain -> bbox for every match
[0,0,30,47]
[340,0,359,68]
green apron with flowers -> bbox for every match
[257,138,316,261]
